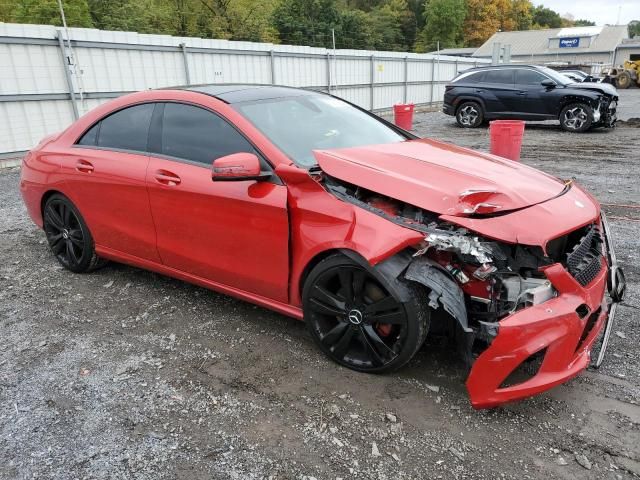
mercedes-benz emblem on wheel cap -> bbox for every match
[347,309,363,325]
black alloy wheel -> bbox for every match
[43,194,105,273]
[303,254,429,373]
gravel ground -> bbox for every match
[1,93,639,479]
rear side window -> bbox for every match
[459,71,485,83]
[484,70,514,84]
[77,123,99,146]
[159,103,256,164]
[97,103,154,152]
[516,69,548,85]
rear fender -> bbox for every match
[453,95,487,113]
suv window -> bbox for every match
[160,103,256,164]
[516,69,548,85]
[484,69,514,84]
[96,103,154,152]
[461,71,485,83]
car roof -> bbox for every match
[165,84,319,104]
[465,64,542,71]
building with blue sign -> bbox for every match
[471,25,638,73]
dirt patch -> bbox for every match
[1,113,639,479]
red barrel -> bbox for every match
[489,120,525,161]
[393,103,414,130]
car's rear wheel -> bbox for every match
[456,101,484,128]
[560,103,593,132]
[43,194,106,273]
[303,253,429,373]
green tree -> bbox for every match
[415,0,465,52]
[369,0,416,51]
[628,20,639,38]
[271,0,342,47]
[531,5,562,28]
[573,19,595,27]
[9,0,93,27]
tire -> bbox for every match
[42,194,106,273]
[559,103,593,132]
[455,101,484,128]
[303,253,429,373]
[615,71,632,89]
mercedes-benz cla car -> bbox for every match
[20,85,625,408]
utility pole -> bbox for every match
[57,0,84,106]
[331,28,336,93]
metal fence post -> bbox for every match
[370,55,375,110]
[403,56,408,104]
[326,52,331,93]
[429,57,435,105]
[270,50,276,84]
[179,43,191,85]
[56,30,79,120]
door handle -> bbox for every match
[474,89,484,93]
[516,91,527,96]
[154,170,181,186]
[75,159,94,173]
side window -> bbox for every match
[484,69,514,84]
[466,72,485,83]
[77,123,99,146]
[516,70,548,85]
[160,103,256,164]
[97,103,154,152]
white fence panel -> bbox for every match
[0,22,488,155]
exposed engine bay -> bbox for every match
[322,174,600,366]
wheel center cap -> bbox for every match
[347,309,363,325]
[62,229,69,239]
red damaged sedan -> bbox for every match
[20,85,626,408]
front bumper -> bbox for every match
[466,214,625,409]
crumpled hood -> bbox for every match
[567,82,618,97]
[314,138,567,217]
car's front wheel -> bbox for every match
[303,253,429,373]
[456,101,484,128]
[559,103,593,132]
[43,194,106,273]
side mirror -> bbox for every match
[211,152,270,181]
[541,79,556,88]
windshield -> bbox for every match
[233,94,406,167]
[537,66,573,85]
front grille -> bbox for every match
[566,225,603,286]
[547,224,604,287]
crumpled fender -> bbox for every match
[275,164,423,306]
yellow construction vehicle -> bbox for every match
[602,60,640,89]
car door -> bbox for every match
[481,69,518,114]
[63,103,161,262]
[145,102,290,303]
[513,69,556,117]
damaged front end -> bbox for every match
[322,173,622,408]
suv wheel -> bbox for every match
[560,103,593,132]
[456,101,483,128]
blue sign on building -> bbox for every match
[559,37,580,48]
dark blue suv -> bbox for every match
[443,65,618,132]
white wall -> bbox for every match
[0,23,488,154]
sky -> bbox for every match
[533,0,639,25]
